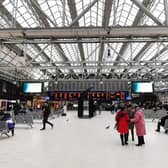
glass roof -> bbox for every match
[0,0,168,86]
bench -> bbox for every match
[15,113,33,128]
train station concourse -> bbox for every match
[0,0,168,167]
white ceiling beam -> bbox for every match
[1,26,168,39]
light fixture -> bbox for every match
[107,48,111,57]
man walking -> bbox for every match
[40,102,54,130]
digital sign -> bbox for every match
[131,81,153,94]
[48,91,128,101]
[23,82,43,93]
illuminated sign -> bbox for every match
[48,91,128,101]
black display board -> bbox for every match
[48,91,128,101]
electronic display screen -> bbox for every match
[48,91,128,101]
[131,81,153,93]
[23,82,43,93]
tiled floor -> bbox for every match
[0,111,168,168]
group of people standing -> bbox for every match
[115,103,146,146]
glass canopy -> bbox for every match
[0,0,168,90]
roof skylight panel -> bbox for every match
[121,43,146,61]
[75,0,91,14]
[2,53,13,62]
[158,50,168,61]
[72,44,81,62]
[4,0,39,28]
[39,0,71,27]
[1,49,15,63]
[94,43,99,62]
[102,43,123,65]
[26,45,40,57]
[131,43,146,60]
[60,44,78,63]
[87,43,98,64]
[141,0,164,25]
[0,16,9,28]
[140,43,163,61]
[122,46,132,61]
[85,43,98,65]
[63,44,79,62]
[2,0,13,13]
[118,2,138,26]
[76,0,103,27]
[83,43,89,62]
[34,55,44,63]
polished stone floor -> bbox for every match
[0,111,167,168]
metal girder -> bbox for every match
[68,0,99,27]
[113,0,154,64]
[67,0,86,69]
[164,0,168,26]
[28,0,56,26]
[0,5,50,66]
[1,61,168,70]
[26,44,50,66]
[2,38,168,44]
[5,44,31,61]
[1,26,168,39]
[124,42,167,76]
[130,0,163,26]
[0,3,56,81]
[102,0,113,27]
[0,3,21,28]
[27,0,50,27]
[151,45,168,61]
[98,0,113,72]
[26,0,73,72]
[98,43,104,65]
[114,43,128,62]
[132,0,153,25]
[133,43,152,61]
[67,0,79,27]
[122,0,155,74]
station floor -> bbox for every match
[0,111,168,168]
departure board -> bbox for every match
[48,91,128,101]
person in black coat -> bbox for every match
[127,104,135,141]
[13,102,21,115]
[40,102,54,130]
[155,112,168,133]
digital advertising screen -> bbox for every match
[23,82,43,93]
[131,81,153,94]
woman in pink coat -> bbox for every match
[131,105,146,146]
